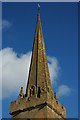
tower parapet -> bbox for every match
[10,86,66,118]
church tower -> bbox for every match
[10,9,66,119]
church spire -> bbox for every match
[10,8,66,119]
[26,11,53,98]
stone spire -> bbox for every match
[10,11,66,119]
[26,13,53,98]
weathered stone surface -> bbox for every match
[10,13,66,119]
[10,92,66,118]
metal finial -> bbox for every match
[38,3,40,13]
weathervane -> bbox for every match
[38,3,40,13]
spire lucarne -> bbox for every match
[10,10,66,119]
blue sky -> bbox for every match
[2,2,78,118]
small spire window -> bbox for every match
[37,87,41,98]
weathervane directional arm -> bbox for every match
[38,3,40,13]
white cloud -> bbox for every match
[56,85,71,98]
[0,50,2,119]
[0,20,12,30]
[1,48,31,99]
[2,20,12,29]
[0,47,60,99]
[47,56,60,85]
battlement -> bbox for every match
[10,87,66,119]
